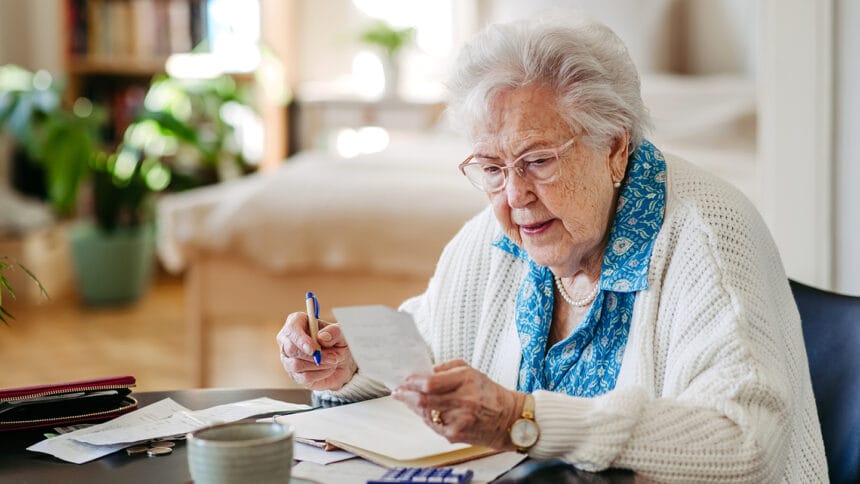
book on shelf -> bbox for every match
[129,0,158,59]
[66,0,89,56]
[168,0,192,54]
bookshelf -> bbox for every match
[65,0,206,66]
[61,0,291,164]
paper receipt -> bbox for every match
[332,305,433,389]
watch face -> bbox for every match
[511,418,539,448]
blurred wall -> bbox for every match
[291,0,476,91]
[0,0,63,73]
[293,0,358,85]
[476,0,756,76]
[683,0,756,76]
[834,0,860,294]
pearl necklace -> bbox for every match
[554,276,600,307]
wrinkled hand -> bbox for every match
[392,359,524,450]
[276,312,357,390]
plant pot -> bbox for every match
[382,57,400,99]
[69,222,155,306]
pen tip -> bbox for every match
[306,291,314,299]
[313,351,321,366]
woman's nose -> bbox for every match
[502,169,535,207]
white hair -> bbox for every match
[447,15,651,152]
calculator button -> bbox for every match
[428,468,451,482]
[415,468,436,481]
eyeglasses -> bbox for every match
[458,138,576,193]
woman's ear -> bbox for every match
[609,130,630,183]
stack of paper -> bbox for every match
[277,396,496,468]
[28,397,309,464]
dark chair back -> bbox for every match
[790,279,860,484]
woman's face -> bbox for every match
[473,85,629,276]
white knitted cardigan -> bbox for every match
[320,156,828,482]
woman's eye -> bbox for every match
[522,157,554,172]
[482,165,503,174]
[522,151,555,166]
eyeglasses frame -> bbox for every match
[458,137,577,193]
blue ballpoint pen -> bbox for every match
[305,292,322,365]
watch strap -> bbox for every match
[521,393,535,420]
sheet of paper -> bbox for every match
[293,458,387,483]
[332,305,432,389]
[468,451,529,482]
[294,441,357,465]
[276,395,470,462]
[75,397,309,446]
[27,398,190,464]
[292,451,526,484]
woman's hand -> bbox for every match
[276,312,357,390]
[393,359,524,450]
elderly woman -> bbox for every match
[277,16,827,482]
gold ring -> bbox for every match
[430,409,443,426]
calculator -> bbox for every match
[367,466,474,483]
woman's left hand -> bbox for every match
[392,359,524,450]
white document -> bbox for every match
[294,441,357,465]
[332,305,433,389]
[293,458,388,483]
[27,398,190,464]
[74,397,309,446]
[467,452,529,482]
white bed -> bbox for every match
[157,74,757,386]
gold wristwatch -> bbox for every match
[509,393,539,453]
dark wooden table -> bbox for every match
[0,388,632,483]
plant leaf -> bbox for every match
[18,262,49,300]
[40,113,95,214]
[0,304,13,325]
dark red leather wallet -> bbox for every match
[0,376,137,431]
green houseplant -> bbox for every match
[69,74,255,305]
[1,65,256,305]
[0,65,167,305]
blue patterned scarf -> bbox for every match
[493,140,666,397]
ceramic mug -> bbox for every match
[187,421,294,484]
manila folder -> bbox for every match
[275,396,496,468]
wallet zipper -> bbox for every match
[0,383,134,403]
[0,396,138,426]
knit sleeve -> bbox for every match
[312,372,390,403]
